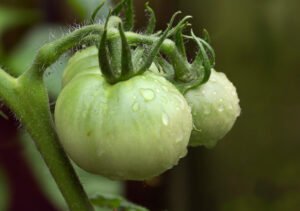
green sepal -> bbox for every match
[174,29,187,58]
[154,54,174,80]
[124,0,134,31]
[89,0,106,24]
[119,22,134,79]
[184,34,215,66]
[111,0,128,15]
[107,35,122,72]
[136,11,181,75]
[132,46,145,70]
[98,10,119,83]
[167,15,192,37]
[145,2,156,34]
[203,28,211,43]
[111,0,134,31]
[191,30,211,85]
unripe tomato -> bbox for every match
[184,69,240,148]
[54,47,193,180]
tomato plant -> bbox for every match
[0,0,240,210]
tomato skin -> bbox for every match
[55,48,192,180]
[184,69,240,148]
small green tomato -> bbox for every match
[184,69,241,148]
[54,47,192,180]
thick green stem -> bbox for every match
[21,24,104,79]
[16,74,94,211]
[0,24,105,211]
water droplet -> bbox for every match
[139,88,155,101]
[213,91,217,95]
[211,78,217,82]
[133,95,137,100]
[228,103,233,110]
[132,102,140,111]
[97,148,104,156]
[162,86,169,91]
[176,107,180,111]
[231,90,236,96]
[156,88,160,93]
[218,105,224,112]
[202,90,206,95]
[219,99,223,103]
[86,131,92,136]
[204,106,211,115]
[162,113,169,126]
[175,133,184,143]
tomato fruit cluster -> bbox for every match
[53,1,240,181]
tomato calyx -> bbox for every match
[97,7,184,84]
[154,29,216,94]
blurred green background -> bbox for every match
[0,0,299,210]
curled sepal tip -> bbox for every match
[124,0,134,31]
[191,29,211,85]
[203,28,211,43]
[118,22,134,79]
[167,15,192,37]
[145,2,156,34]
[111,0,128,15]
[136,11,181,75]
[112,0,134,31]
[89,0,106,24]
[175,29,187,58]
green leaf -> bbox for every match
[91,193,148,211]
[0,7,40,36]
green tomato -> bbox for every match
[54,47,193,180]
[184,69,241,148]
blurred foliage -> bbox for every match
[67,0,111,20]
[21,131,123,211]
[5,24,69,99]
[91,193,148,211]
[0,166,10,211]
